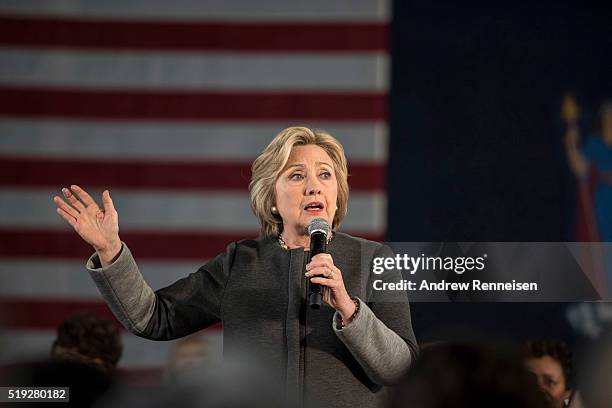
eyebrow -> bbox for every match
[285,161,333,170]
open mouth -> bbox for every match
[304,201,325,213]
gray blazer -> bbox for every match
[87,232,418,408]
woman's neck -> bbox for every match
[280,227,310,249]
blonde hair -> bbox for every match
[249,126,349,237]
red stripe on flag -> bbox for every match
[0,229,250,260]
[0,297,223,332]
[0,87,386,121]
[0,229,385,260]
[0,15,388,52]
[0,157,385,191]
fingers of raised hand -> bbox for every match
[102,190,116,214]
[61,187,86,212]
[70,185,98,208]
[55,203,77,226]
[54,196,79,219]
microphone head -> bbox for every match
[308,218,330,237]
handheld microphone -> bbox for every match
[307,218,330,309]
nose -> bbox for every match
[535,377,548,394]
[306,186,321,195]
[305,177,322,196]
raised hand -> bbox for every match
[53,185,121,266]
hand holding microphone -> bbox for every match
[306,218,329,308]
[305,219,357,324]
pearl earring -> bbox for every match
[271,206,279,214]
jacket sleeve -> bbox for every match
[86,241,235,340]
[332,244,418,386]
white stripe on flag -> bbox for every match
[0,120,388,162]
[0,49,388,91]
[0,0,390,21]
[0,259,204,298]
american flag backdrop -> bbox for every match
[0,0,390,380]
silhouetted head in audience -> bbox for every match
[389,342,548,408]
[51,311,122,373]
[524,339,575,408]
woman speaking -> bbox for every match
[53,126,418,408]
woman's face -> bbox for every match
[274,144,338,236]
[525,356,571,408]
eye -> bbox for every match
[543,377,557,387]
[290,173,304,181]
[320,171,332,179]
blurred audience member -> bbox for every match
[100,352,289,408]
[524,339,579,408]
[2,360,113,407]
[0,312,121,406]
[51,311,122,373]
[389,342,547,408]
[164,334,209,383]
